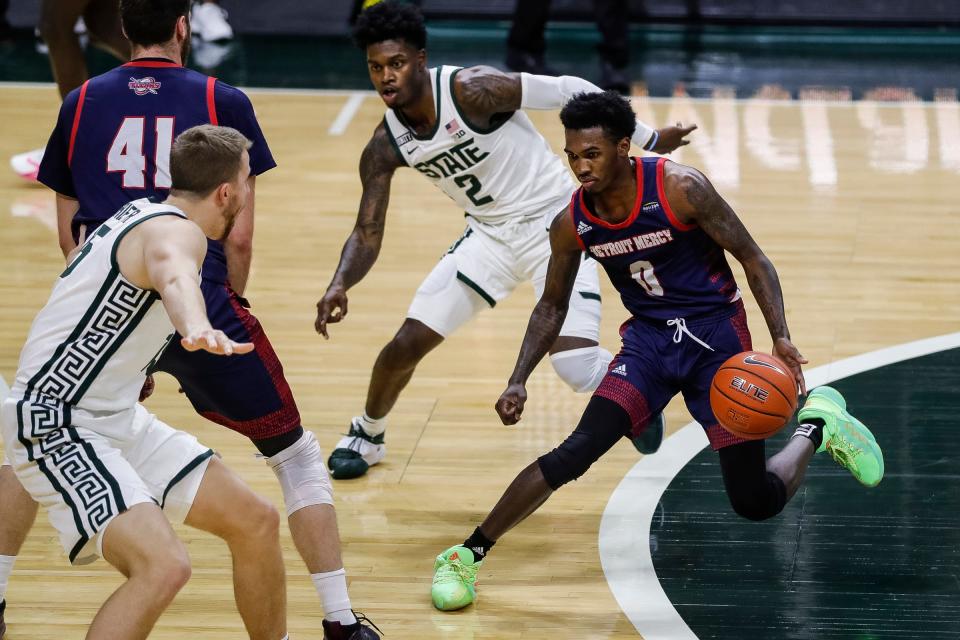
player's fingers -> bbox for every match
[682,124,698,134]
[232,341,255,354]
[205,334,217,351]
[678,139,691,146]
[180,336,197,351]
[339,297,348,319]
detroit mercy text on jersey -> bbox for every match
[383,66,576,225]
[572,157,741,321]
[10,200,187,443]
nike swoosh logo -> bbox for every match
[405,147,419,155]
[743,354,786,375]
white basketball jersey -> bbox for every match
[383,66,577,225]
[11,199,187,429]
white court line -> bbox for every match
[599,331,960,640]
[327,92,366,136]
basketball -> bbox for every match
[710,351,799,440]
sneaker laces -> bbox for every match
[667,317,715,351]
[435,557,478,585]
[352,611,382,634]
[826,434,863,468]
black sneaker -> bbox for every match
[322,612,382,640]
[327,419,386,480]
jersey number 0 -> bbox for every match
[107,117,175,189]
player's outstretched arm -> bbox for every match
[663,161,807,392]
[453,66,695,153]
[128,218,253,357]
[316,122,402,339]
[496,211,582,425]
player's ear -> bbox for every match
[618,136,631,157]
[177,14,189,41]
[417,49,426,71]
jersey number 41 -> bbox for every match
[107,117,175,189]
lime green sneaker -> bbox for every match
[431,546,482,611]
[797,386,884,487]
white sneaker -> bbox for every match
[191,2,234,42]
[326,418,386,479]
[10,148,44,181]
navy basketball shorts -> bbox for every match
[594,300,753,450]
[154,279,301,441]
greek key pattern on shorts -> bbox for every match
[50,439,119,533]
[23,277,152,440]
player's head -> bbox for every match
[353,0,428,109]
[119,0,192,62]
[169,125,252,240]
[560,91,637,193]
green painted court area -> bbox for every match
[652,348,960,639]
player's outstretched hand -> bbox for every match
[773,337,808,396]
[653,123,697,154]
[496,383,528,425]
[316,286,349,339]
[138,374,155,402]
[181,330,254,356]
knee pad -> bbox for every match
[265,430,334,516]
[728,471,787,522]
[549,346,613,393]
[537,433,597,490]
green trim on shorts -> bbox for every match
[161,449,215,508]
[456,271,496,307]
[579,291,602,302]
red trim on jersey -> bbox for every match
[206,77,218,125]
[657,157,696,231]
[203,286,302,439]
[576,159,643,230]
[67,80,90,167]
[122,60,181,68]
[569,195,587,251]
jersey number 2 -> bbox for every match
[107,117,175,189]
[454,174,493,207]
[630,259,664,297]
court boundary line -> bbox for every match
[0,82,951,107]
[598,331,960,640]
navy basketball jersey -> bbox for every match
[571,157,740,321]
[38,58,276,284]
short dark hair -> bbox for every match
[119,0,189,47]
[170,125,251,197]
[560,91,637,143]
[352,0,427,50]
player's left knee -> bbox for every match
[550,346,613,393]
[265,430,334,516]
[727,472,787,521]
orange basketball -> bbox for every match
[710,351,798,440]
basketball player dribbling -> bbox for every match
[429,91,885,611]
[315,0,696,479]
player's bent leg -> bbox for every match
[256,429,380,638]
[328,318,445,480]
[432,396,630,611]
[184,456,286,640]
[94,503,192,640]
[718,440,790,522]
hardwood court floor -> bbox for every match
[0,85,957,639]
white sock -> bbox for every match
[358,413,387,437]
[0,554,16,602]
[311,568,356,625]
